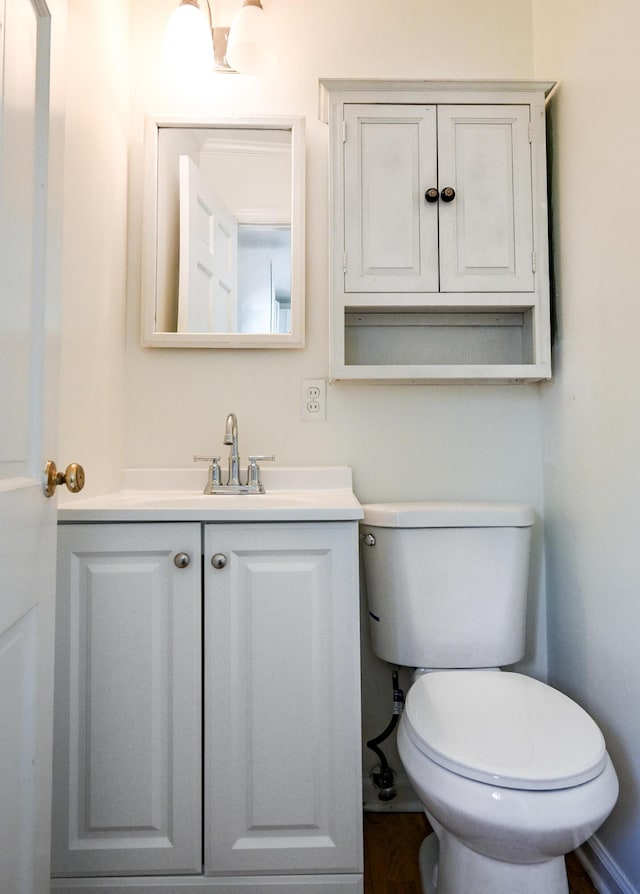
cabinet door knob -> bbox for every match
[424,187,439,203]
[440,187,456,202]
[211,553,228,569]
[174,552,191,568]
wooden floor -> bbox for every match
[363,812,599,894]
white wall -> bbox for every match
[57,0,130,498]
[533,2,640,891]
[126,0,540,491]
[123,0,547,802]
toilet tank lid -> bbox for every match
[361,501,535,528]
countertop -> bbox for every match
[57,466,364,523]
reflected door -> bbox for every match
[177,154,238,333]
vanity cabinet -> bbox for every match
[52,520,362,893]
[320,79,555,383]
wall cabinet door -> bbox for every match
[344,104,439,293]
[52,523,202,878]
[343,103,533,295]
[437,104,534,293]
[203,522,362,878]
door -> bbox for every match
[51,523,202,877]
[438,104,534,292]
[343,104,439,293]
[177,154,239,333]
[204,522,363,877]
[0,1,65,891]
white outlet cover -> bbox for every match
[301,378,326,421]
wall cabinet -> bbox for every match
[321,79,555,383]
[52,521,362,893]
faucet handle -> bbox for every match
[193,455,222,491]
[194,454,221,469]
[247,454,275,488]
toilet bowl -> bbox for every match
[397,671,619,894]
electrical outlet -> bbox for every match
[301,378,326,421]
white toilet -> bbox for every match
[361,501,618,894]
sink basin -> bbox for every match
[57,467,363,522]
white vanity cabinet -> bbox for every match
[51,516,362,893]
[321,79,555,383]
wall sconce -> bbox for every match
[164,0,275,75]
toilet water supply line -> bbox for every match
[367,668,405,801]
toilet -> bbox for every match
[360,501,618,894]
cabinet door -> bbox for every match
[204,522,362,876]
[437,104,534,292]
[51,523,202,877]
[343,104,439,293]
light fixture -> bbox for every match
[226,0,276,76]
[163,0,214,74]
[163,0,275,76]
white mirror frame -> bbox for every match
[141,115,305,348]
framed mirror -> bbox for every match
[141,115,305,348]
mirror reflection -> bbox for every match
[142,116,305,348]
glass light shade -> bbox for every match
[226,3,276,75]
[163,2,214,75]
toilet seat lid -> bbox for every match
[404,671,607,790]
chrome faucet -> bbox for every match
[195,413,274,494]
[223,412,240,485]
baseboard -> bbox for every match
[577,836,636,894]
[51,876,362,893]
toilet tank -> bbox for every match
[360,502,535,668]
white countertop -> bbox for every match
[57,467,364,523]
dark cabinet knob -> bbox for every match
[424,188,439,203]
[440,187,456,202]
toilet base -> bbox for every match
[420,816,569,894]
[418,833,438,894]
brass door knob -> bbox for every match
[43,460,85,497]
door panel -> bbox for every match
[438,105,534,292]
[0,609,37,892]
[344,104,438,293]
[204,522,362,876]
[51,523,202,877]
[0,0,39,473]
